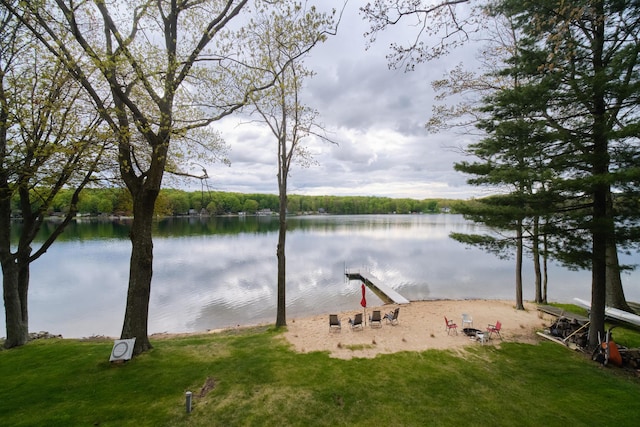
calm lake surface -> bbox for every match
[3,214,639,338]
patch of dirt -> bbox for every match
[198,377,216,398]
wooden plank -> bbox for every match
[536,331,582,351]
[536,331,568,346]
[537,305,565,317]
[537,305,589,323]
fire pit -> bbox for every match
[462,328,481,337]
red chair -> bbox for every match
[444,316,457,335]
[487,321,502,340]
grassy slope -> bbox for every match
[1,326,640,427]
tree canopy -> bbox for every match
[1,0,338,355]
[430,0,640,346]
[0,7,110,348]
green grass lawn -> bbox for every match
[2,322,640,426]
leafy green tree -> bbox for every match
[424,200,439,213]
[0,10,108,348]
[5,0,300,355]
[395,199,411,214]
[220,193,241,214]
[164,190,190,215]
[153,192,173,217]
[96,197,113,215]
[243,199,259,214]
[78,194,100,215]
[287,195,302,213]
[111,188,133,216]
[51,189,74,214]
[243,1,336,327]
[206,200,220,215]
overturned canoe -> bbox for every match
[574,298,640,327]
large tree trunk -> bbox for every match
[587,0,609,349]
[604,189,631,311]
[589,161,610,347]
[542,231,549,304]
[590,223,607,348]
[0,166,27,347]
[120,188,158,355]
[532,216,542,303]
[515,219,524,310]
[275,165,287,327]
[275,204,287,327]
[2,260,28,348]
[2,244,31,348]
[0,105,27,347]
[605,240,631,311]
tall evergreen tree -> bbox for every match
[431,14,557,308]
[494,0,640,346]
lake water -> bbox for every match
[3,214,639,338]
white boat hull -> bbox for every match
[573,298,640,327]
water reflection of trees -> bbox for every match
[16,214,477,243]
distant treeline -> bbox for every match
[16,188,463,217]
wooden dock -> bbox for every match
[345,269,410,305]
[537,305,589,323]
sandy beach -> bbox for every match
[283,299,553,359]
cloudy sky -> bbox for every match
[191,2,489,200]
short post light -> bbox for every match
[185,391,193,413]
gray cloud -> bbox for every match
[199,3,487,200]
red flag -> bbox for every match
[360,283,367,308]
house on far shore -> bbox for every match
[257,209,273,216]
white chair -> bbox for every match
[462,313,473,328]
